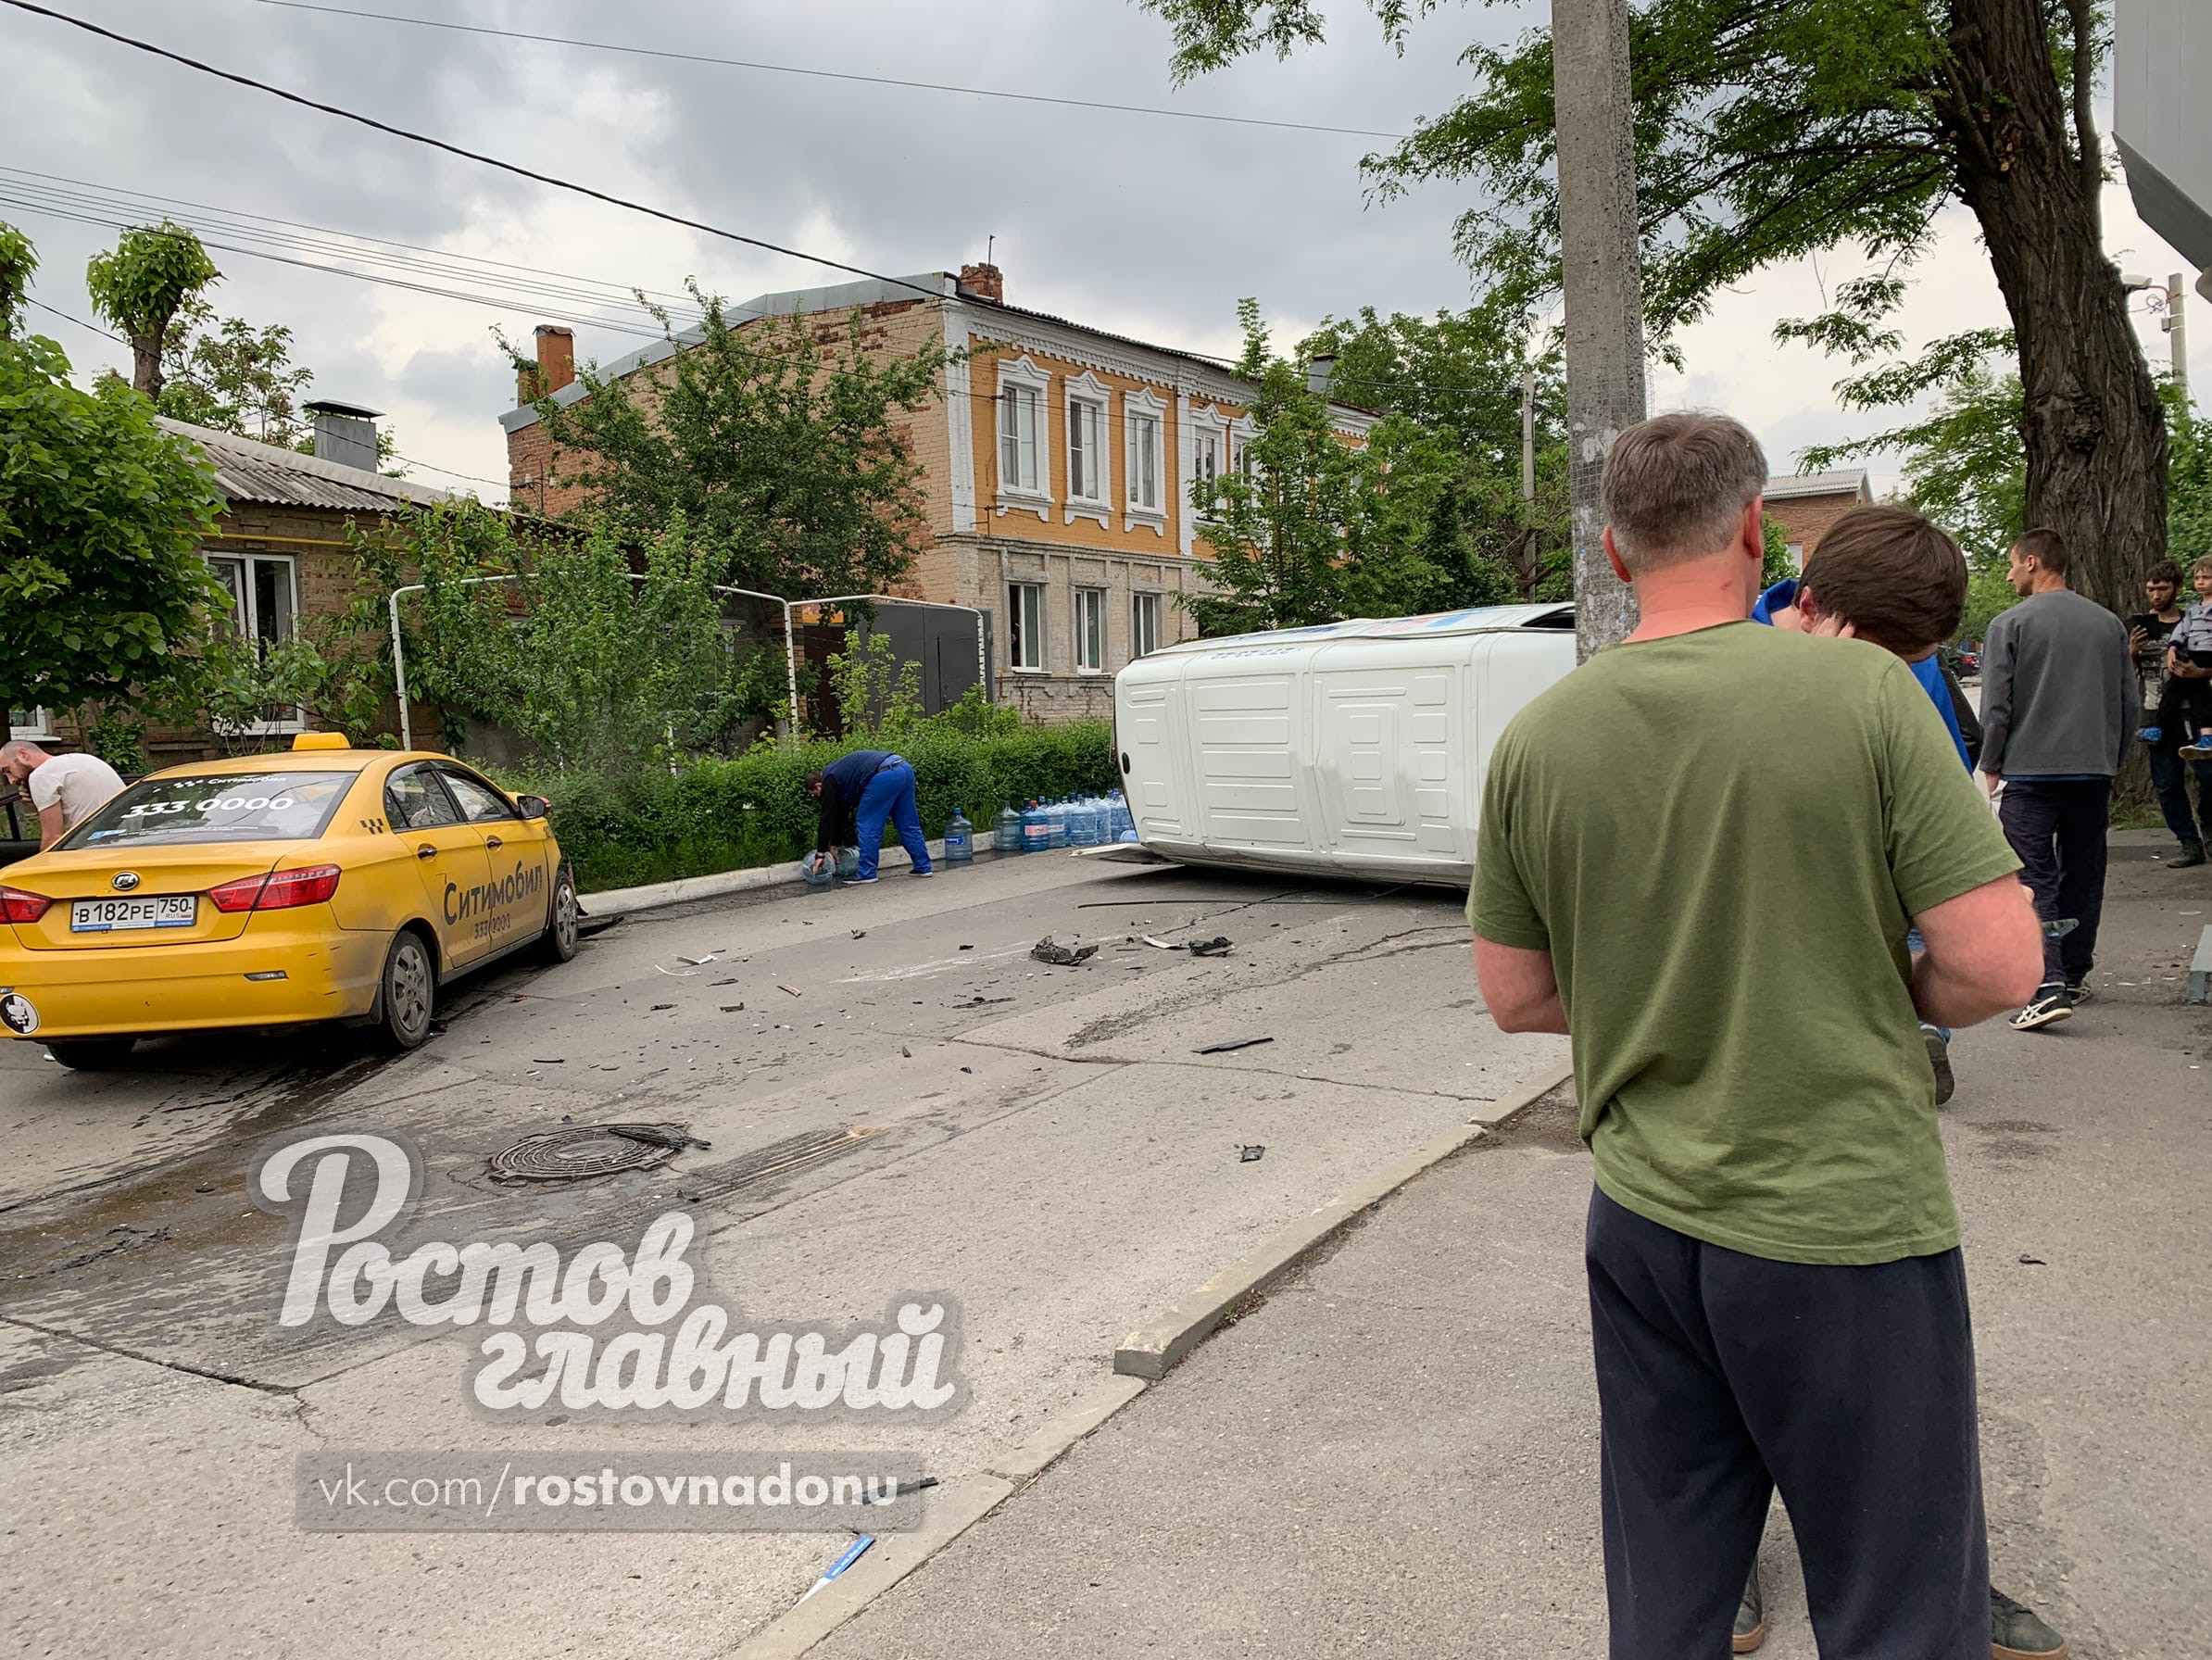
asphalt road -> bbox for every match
[0,850,1566,1659]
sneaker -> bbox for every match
[2062,982,2093,1007]
[847,874,879,886]
[2140,725,2163,745]
[1990,1585,2067,1658]
[1924,1025,1956,1105]
[2181,736,2212,759]
[2174,839,2207,869]
[1732,1561,1766,1654]
[910,867,936,877]
[2009,988,2073,1032]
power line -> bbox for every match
[389,452,509,491]
[0,0,957,308]
[26,295,120,343]
[245,0,1409,142]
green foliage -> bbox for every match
[1762,513,1795,586]
[503,721,1117,892]
[2168,398,2212,570]
[1301,302,1571,602]
[153,297,316,446]
[822,625,924,738]
[0,329,224,715]
[1188,300,1513,635]
[1958,563,2017,648]
[0,220,33,339]
[84,223,220,397]
[520,284,951,598]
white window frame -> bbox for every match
[1008,580,1048,673]
[1186,406,1227,524]
[1130,591,1163,659]
[994,356,1053,521]
[1073,586,1108,674]
[1062,370,1112,528]
[1231,413,1261,485]
[7,707,55,740]
[1124,387,1167,534]
[207,550,308,736]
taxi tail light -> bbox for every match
[0,887,52,924]
[208,865,343,913]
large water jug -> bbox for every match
[1021,799,1050,853]
[803,850,835,888]
[1067,794,1100,847]
[995,804,1024,853]
[1044,799,1069,849]
[944,808,974,864]
[836,847,860,880]
[1108,789,1134,841]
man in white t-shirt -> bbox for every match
[0,742,126,849]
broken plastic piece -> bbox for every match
[1031,936,1100,966]
[1187,936,1232,957]
[676,953,720,966]
[1238,1144,1266,1163]
[778,984,803,998]
[606,1124,711,1151]
[650,1003,674,1011]
[1196,1037,1274,1054]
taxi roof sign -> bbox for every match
[291,732,352,751]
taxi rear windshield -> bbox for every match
[65,772,358,848]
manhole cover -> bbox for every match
[489,1124,699,1183]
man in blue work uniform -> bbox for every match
[805,750,933,885]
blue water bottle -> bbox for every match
[945,808,974,864]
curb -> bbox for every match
[1112,1060,1575,1380]
[723,1376,1149,1659]
[584,838,950,920]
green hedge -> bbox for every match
[498,721,1117,892]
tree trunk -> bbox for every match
[1552,0,1647,659]
[1941,0,2168,616]
[130,328,163,400]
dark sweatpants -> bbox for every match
[1998,777,2111,986]
[1585,1188,1987,1659]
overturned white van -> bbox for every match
[1112,603,1577,887]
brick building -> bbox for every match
[1762,470,1874,567]
[499,264,1376,722]
[9,409,454,766]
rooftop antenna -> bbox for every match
[986,234,995,264]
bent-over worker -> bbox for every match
[804,750,933,885]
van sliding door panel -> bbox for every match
[1316,663,1463,869]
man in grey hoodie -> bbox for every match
[1978,526,2139,1031]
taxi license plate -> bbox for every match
[70,896,197,933]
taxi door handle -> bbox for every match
[484,836,503,849]
[416,844,437,860]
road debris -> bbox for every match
[861,1477,938,1505]
[607,1125,711,1151]
[1238,1144,1266,1163]
[2018,1253,2047,1265]
[531,1058,565,1064]
[1187,936,1233,957]
[710,976,740,987]
[721,1003,746,1012]
[851,929,867,939]
[959,943,974,950]
[900,1046,912,1058]
[654,964,697,977]
[778,984,803,998]
[676,953,721,966]
[797,1536,874,1605]
[650,1003,675,1011]
[1196,1037,1275,1055]
[960,995,1013,1007]
[1031,936,1100,966]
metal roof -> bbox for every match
[157,418,456,512]
[1764,470,1871,501]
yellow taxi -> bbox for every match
[0,735,579,1069]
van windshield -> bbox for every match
[64,772,358,848]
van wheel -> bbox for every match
[46,1038,135,1071]
[539,866,579,963]
[376,931,436,1051]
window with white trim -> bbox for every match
[207,552,306,733]
[1074,587,1107,673]
[1125,390,1165,522]
[999,383,1040,493]
[1131,592,1162,658]
[1008,582,1047,671]
[1063,371,1112,524]
[7,708,54,740]
[1188,411,1226,522]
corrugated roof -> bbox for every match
[1765,469,1871,501]
[157,418,457,511]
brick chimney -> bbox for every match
[534,324,576,394]
[958,262,1003,304]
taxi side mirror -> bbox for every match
[516,794,552,821]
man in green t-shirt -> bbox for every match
[1469,412,2044,1657]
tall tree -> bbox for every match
[154,297,316,446]
[84,222,220,400]
[0,227,222,718]
[522,284,949,598]
[1141,0,2167,615]
[0,220,33,340]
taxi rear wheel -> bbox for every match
[377,930,436,1051]
[538,866,580,963]
[46,1038,135,1071]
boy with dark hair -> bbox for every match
[2129,560,2207,864]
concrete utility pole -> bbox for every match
[2166,272,2190,407]
[1552,0,1649,660]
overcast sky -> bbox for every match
[3,0,2200,517]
